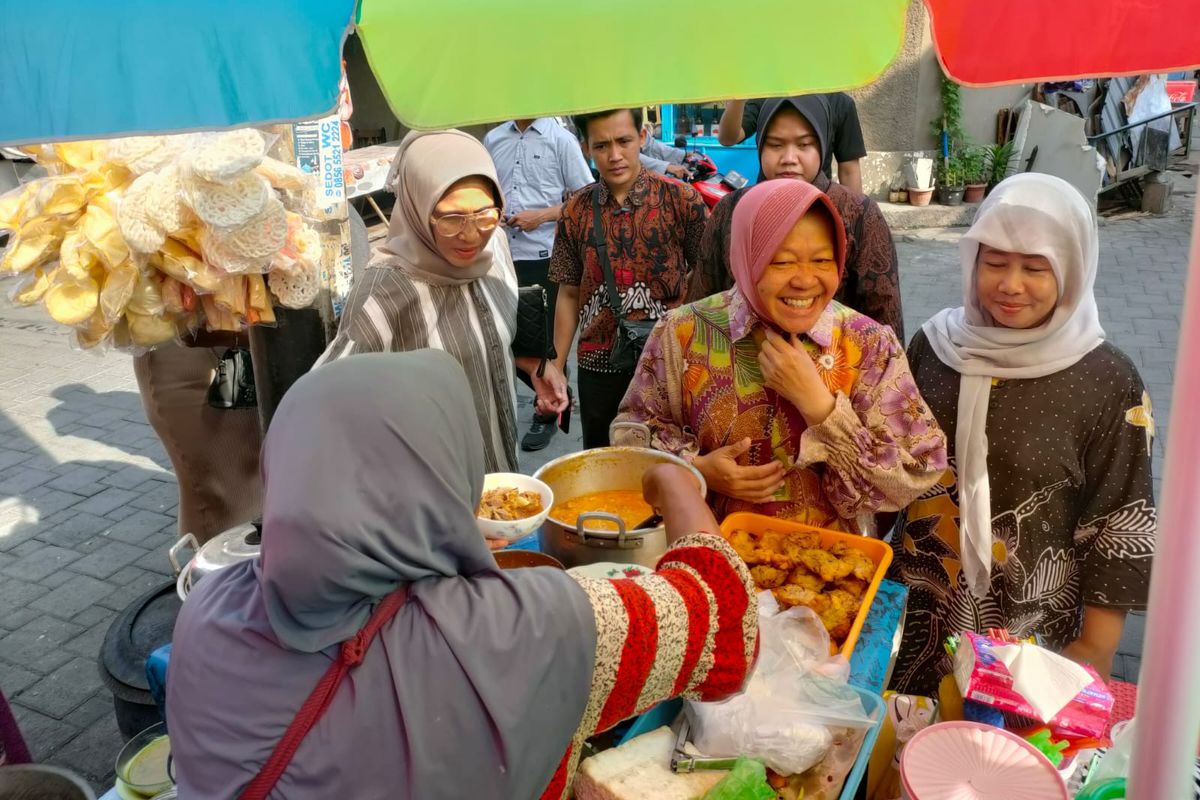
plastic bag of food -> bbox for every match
[686,596,873,776]
[701,759,776,800]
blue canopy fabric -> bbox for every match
[0,0,356,145]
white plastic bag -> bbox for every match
[686,592,874,776]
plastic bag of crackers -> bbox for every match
[0,128,324,352]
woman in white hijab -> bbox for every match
[890,174,1156,697]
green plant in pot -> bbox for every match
[962,146,989,202]
[937,155,966,205]
[985,140,1017,193]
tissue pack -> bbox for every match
[952,630,1113,738]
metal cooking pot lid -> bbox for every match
[194,521,261,572]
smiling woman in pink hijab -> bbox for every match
[613,179,946,530]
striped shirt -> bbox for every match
[315,250,521,472]
[540,533,759,799]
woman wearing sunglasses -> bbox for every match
[317,130,569,490]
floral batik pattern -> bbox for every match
[612,290,947,529]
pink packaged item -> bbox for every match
[953,631,1113,739]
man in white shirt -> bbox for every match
[484,118,594,451]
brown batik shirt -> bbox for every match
[549,168,707,372]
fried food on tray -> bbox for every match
[477,487,543,521]
[834,577,868,598]
[786,565,826,593]
[750,565,789,589]
[773,585,831,615]
[796,548,855,583]
[728,526,879,643]
[820,589,862,641]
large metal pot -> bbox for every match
[169,521,261,601]
[533,447,705,569]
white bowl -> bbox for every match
[476,472,554,542]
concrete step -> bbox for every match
[879,200,978,230]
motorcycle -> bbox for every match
[671,151,749,210]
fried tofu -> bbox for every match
[750,565,789,589]
[842,549,877,581]
[834,577,868,598]
[820,588,861,641]
[729,529,766,565]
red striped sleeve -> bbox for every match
[596,579,659,731]
[660,543,753,698]
[539,746,573,799]
[658,567,712,696]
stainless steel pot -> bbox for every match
[533,447,706,569]
[169,521,261,600]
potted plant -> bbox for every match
[936,155,965,205]
[963,146,989,202]
[904,156,934,206]
[985,140,1016,193]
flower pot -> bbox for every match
[964,183,987,203]
[937,186,965,206]
[907,187,933,207]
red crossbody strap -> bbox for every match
[238,587,410,800]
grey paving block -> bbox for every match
[129,482,178,514]
[0,465,56,494]
[33,510,115,548]
[62,617,114,660]
[0,447,31,471]
[62,691,114,729]
[102,503,140,523]
[69,541,147,580]
[101,464,160,490]
[16,656,104,719]
[108,565,156,586]
[39,570,78,590]
[45,465,113,497]
[0,544,83,582]
[133,548,172,577]
[29,574,113,620]
[10,702,82,761]
[0,660,40,695]
[0,607,39,632]
[72,604,116,628]
[0,576,49,610]
[22,488,84,517]
[72,487,140,518]
[8,540,45,557]
[46,708,121,787]
[99,570,172,612]
[0,615,84,675]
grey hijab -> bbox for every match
[167,351,597,799]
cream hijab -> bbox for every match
[381,129,506,286]
[922,173,1104,598]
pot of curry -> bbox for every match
[533,447,706,569]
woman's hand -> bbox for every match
[758,330,835,425]
[691,438,786,503]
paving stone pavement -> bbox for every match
[0,174,1194,790]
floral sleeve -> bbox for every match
[797,327,948,517]
[610,314,700,458]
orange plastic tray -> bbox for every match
[719,512,893,659]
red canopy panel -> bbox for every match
[924,0,1200,86]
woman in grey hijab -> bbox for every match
[167,351,758,799]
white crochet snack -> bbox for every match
[106,135,187,175]
[185,172,269,227]
[145,166,191,233]
[255,157,311,192]
[200,228,272,275]
[188,129,267,183]
[215,195,287,258]
[117,174,167,254]
[268,259,319,309]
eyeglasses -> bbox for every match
[430,207,501,237]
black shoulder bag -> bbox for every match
[591,189,655,372]
[511,285,557,377]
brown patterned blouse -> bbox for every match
[549,168,708,372]
[686,173,904,341]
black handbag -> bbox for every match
[591,189,656,373]
[207,347,258,410]
[511,284,557,377]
